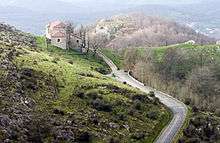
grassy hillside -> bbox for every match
[0,24,172,143]
[101,48,124,69]
[153,44,220,61]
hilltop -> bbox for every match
[92,14,216,49]
[0,23,171,142]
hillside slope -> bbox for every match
[92,14,215,49]
[0,23,171,142]
[102,43,220,142]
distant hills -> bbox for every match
[130,0,220,38]
[92,14,215,49]
[0,0,219,38]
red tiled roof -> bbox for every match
[49,21,66,29]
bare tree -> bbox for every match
[89,34,108,56]
[66,22,75,50]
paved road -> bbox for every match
[98,51,188,143]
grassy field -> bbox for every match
[153,43,220,62]
[101,48,124,69]
[0,35,172,143]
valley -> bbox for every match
[1,1,220,142]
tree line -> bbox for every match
[121,46,220,116]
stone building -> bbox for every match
[46,21,87,52]
[46,21,67,49]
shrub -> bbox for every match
[131,132,146,140]
[190,117,206,128]
[215,108,220,117]
[184,98,192,105]
[52,57,60,64]
[153,97,160,105]
[77,132,91,142]
[108,137,120,143]
[53,108,65,116]
[149,91,155,97]
[85,89,100,99]
[75,90,85,98]
[192,106,199,113]
[95,67,109,74]
[147,111,158,120]
[133,100,142,110]
[115,112,127,121]
[91,99,112,112]
[68,60,73,65]
[128,108,135,116]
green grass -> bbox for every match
[0,36,173,142]
[36,36,110,74]
[153,43,220,62]
[101,48,124,69]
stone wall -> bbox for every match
[51,37,67,49]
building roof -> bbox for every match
[51,31,66,38]
[49,21,66,30]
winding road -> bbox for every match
[98,51,188,143]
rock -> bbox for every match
[56,129,74,141]
[0,115,10,127]
[109,122,119,129]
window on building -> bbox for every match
[57,39,61,42]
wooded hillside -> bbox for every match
[92,14,216,49]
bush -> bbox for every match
[192,106,199,113]
[75,90,85,98]
[131,132,146,140]
[132,94,148,102]
[53,108,65,116]
[215,108,220,117]
[85,89,100,99]
[149,91,155,98]
[190,117,206,128]
[95,67,109,74]
[52,57,60,64]
[115,112,127,121]
[147,111,158,120]
[153,97,160,105]
[77,132,91,142]
[91,99,112,112]
[133,100,142,110]
[68,60,73,65]
[108,137,120,143]
[184,98,192,105]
